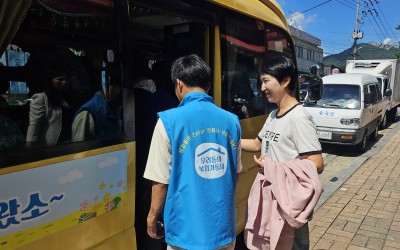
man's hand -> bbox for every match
[147,214,164,239]
[146,182,168,239]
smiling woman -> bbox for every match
[241,55,324,250]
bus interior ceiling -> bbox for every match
[129,5,185,59]
[13,2,113,52]
[129,2,206,63]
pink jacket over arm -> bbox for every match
[245,158,323,250]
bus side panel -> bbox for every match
[0,143,136,250]
[235,166,258,233]
[235,115,267,233]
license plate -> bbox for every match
[317,131,332,140]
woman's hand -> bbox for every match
[253,155,265,174]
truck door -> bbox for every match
[362,85,373,132]
[367,83,381,132]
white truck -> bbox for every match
[346,59,400,127]
[304,73,383,152]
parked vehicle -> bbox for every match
[346,59,400,127]
[304,73,384,152]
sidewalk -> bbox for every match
[310,125,400,249]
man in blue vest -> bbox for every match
[71,57,120,142]
[144,54,242,250]
[71,85,120,142]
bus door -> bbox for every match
[128,1,216,248]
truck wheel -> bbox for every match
[369,125,379,141]
[356,132,367,153]
[379,113,387,129]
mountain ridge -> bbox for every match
[322,43,400,71]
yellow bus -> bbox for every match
[0,0,297,249]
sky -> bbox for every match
[276,0,400,56]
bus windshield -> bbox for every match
[316,84,361,109]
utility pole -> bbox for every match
[352,0,363,59]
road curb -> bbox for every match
[315,120,400,210]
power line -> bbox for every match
[375,12,393,40]
[364,14,398,57]
[361,3,387,42]
[321,38,352,46]
[363,1,397,43]
[340,0,369,11]
[364,1,393,41]
[335,0,356,10]
[311,30,354,35]
[288,0,332,18]
[362,8,398,57]
[365,15,385,42]
[322,40,351,45]
[375,1,400,42]
[312,31,354,49]
[335,0,397,48]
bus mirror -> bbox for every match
[307,64,323,101]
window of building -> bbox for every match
[306,49,313,61]
[296,45,303,58]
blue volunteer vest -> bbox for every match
[74,92,119,138]
[158,92,241,249]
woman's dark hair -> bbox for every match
[41,67,68,107]
[170,54,211,90]
[34,47,72,107]
[259,55,298,92]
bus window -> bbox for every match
[0,0,125,161]
[221,15,270,119]
[220,14,296,119]
[0,1,135,249]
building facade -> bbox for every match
[289,25,323,82]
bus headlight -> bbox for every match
[340,118,360,125]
